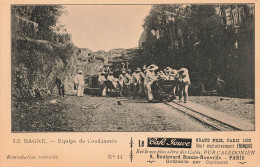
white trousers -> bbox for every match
[145,82,153,100]
[102,87,107,96]
[77,85,84,96]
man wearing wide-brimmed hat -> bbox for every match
[119,70,131,97]
[107,71,117,95]
[169,69,179,99]
[74,69,85,97]
[145,64,158,102]
[177,68,190,103]
[139,66,147,97]
[132,68,142,98]
[107,71,115,83]
[164,67,172,80]
[98,71,107,96]
[147,64,159,75]
[126,69,133,95]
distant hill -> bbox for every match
[76,47,141,73]
[79,48,92,52]
[108,48,126,56]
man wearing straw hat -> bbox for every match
[145,64,158,102]
[132,68,142,98]
[74,69,85,97]
[166,68,179,99]
[177,68,190,103]
[139,65,147,97]
[119,70,131,97]
[107,71,116,95]
[98,71,107,96]
[164,67,172,80]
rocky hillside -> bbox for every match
[12,36,76,97]
[76,47,130,75]
[11,5,140,98]
[12,34,142,98]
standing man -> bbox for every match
[74,69,85,97]
[119,71,131,97]
[139,65,147,97]
[169,69,179,100]
[107,71,116,91]
[126,69,133,96]
[132,68,142,98]
[55,76,65,98]
[98,71,107,96]
[145,65,158,102]
[164,67,172,80]
[178,68,190,103]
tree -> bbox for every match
[12,5,66,41]
[141,4,254,97]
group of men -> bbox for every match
[97,64,191,103]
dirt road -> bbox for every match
[12,95,214,132]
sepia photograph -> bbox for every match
[11,4,255,132]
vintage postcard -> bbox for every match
[0,0,259,166]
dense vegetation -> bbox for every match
[137,4,254,98]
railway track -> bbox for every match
[164,101,242,131]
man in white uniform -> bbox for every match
[164,67,171,80]
[126,69,133,96]
[178,68,190,103]
[132,68,142,98]
[74,69,85,97]
[119,71,131,97]
[107,71,117,89]
[169,69,179,99]
[98,71,107,96]
[145,65,158,102]
[139,66,147,97]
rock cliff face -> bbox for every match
[12,36,133,98]
[12,36,76,97]
[12,42,106,97]
[75,48,104,76]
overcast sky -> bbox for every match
[59,5,151,52]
